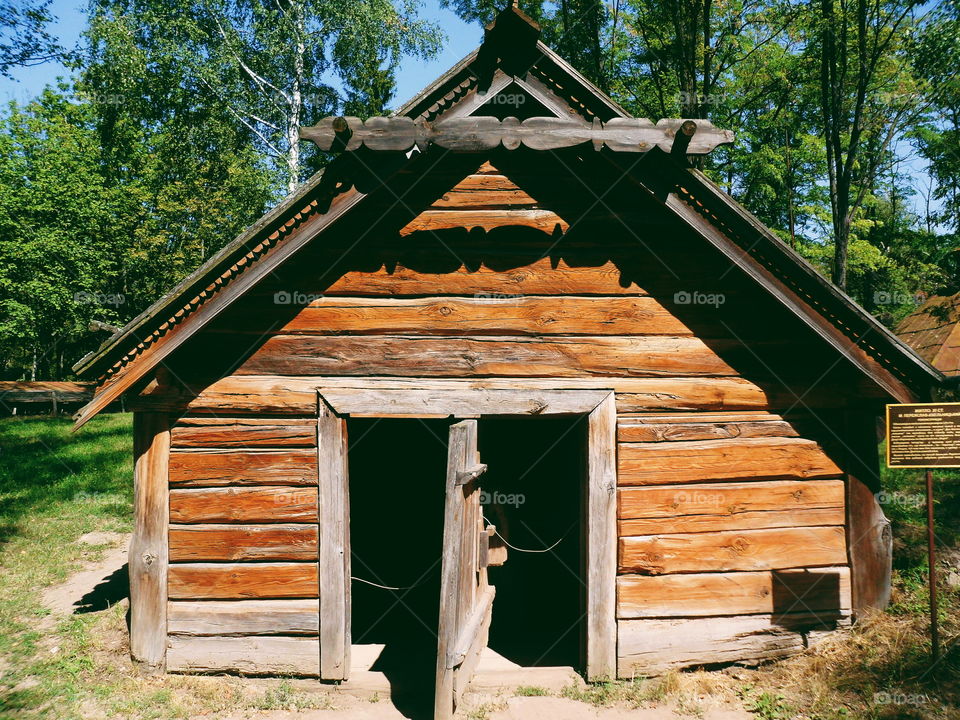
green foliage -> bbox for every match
[0,0,61,78]
[743,690,796,720]
[83,0,444,192]
[0,89,126,379]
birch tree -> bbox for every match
[86,0,443,194]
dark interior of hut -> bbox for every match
[347,415,584,717]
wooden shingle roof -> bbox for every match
[896,293,960,376]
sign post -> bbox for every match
[885,402,960,667]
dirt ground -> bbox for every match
[211,694,752,720]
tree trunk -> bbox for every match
[286,0,306,194]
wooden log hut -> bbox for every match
[72,3,945,715]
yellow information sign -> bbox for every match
[886,402,960,468]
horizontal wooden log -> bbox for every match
[167,599,319,636]
[319,387,609,417]
[133,376,858,416]
[432,174,539,209]
[168,562,318,599]
[617,479,846,535]
[321,259,648,296]
[171,418,316,448]
[168,450,318,487]
[401,209,567,235]
[618,612,849,676]
[618,437,842,486]
[617,567,852,618]
[617,413,800,443]
[230,335,744,378]
[169,486,317,524]
[168,524,318,562]
[619,526,847,575]
[299,115,734,155]
[220,296,696,337]
[167,636,319,675]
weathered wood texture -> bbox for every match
[218,296,698,337]
[171,418,316,448]
[168,563,319,599]
[300,115,734,155]
[617,413,801,443]
[618,613,851,676]
[433,173,540,209]
[317,398,351,681]
[224,335,755,378]
[167,600,320,636]
[167,636,320,676]
[847,474,893,613]
[586,393,618,681]
[403,208,567,234]
[130,412,170,669]
[619,526,848,575]
[169,486,317,524]
[168,450,317,486]
[168,524,318,561]
[618,437,842,486]
[617,567,852,618]
[318,386,610,418]
[617,479,846,535]
[320,258,647,296]
[134,376,861,416]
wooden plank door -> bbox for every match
[318,396,351,681]
[435,419,493,720]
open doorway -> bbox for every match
[348,418,449,717]
[478,416,586,670]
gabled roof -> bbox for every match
[896,293,960,376]
[71,2,944,429]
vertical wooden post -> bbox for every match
[843,411,892,614]
[318,395,351,681]
[926,469,940,665]
[586,393,617,681]
[129,411,170,670]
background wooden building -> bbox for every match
[897,292,960,376]
[72,4,944,717]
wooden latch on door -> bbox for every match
[479,525,508,567]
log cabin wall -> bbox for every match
[165,418,323,675]
[147,162,878,677]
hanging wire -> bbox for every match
[483,515,569,553]
[350,576,423,591]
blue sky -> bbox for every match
[0,0,482,108]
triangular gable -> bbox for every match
[71,3,944,429]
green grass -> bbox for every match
[0,413,133,718]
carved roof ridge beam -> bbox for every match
[299,116,735,155]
